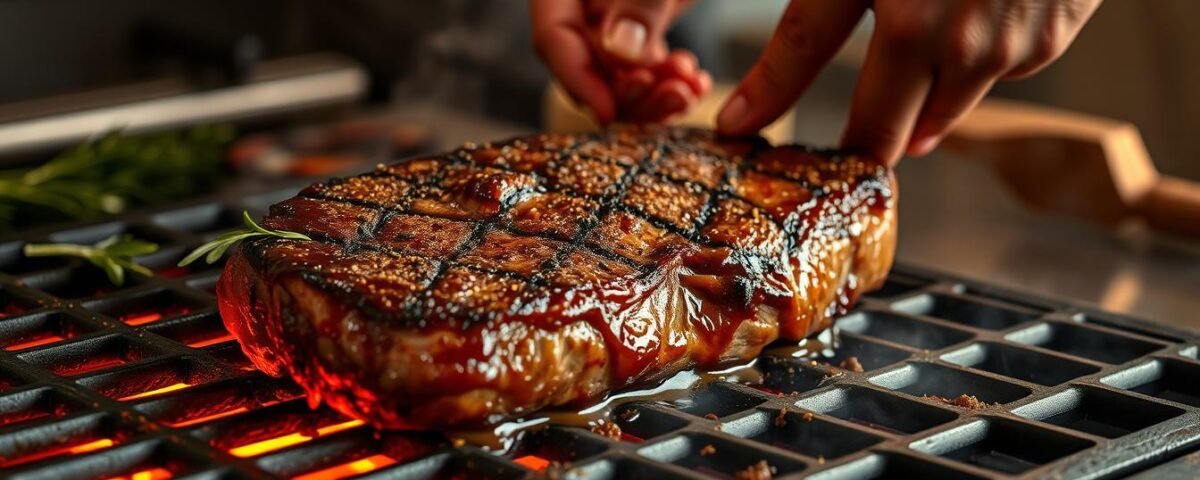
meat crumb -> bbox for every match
[704,413,719,420]
[774,407,788,427]
[923,394,995,410]
[618,408,639,421]
[837,356,864,372]
[734,460,776,480]
[801,412,814,422]
[700,444,717,456]
[817,455,825,465]
[451,438,466,448]
[589,420,622,440]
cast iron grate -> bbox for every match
[0,185,1197,480]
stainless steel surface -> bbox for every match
[391,104,1200,331]
[896,153,1200,331]
[0,53,368,156]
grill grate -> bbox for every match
[0,185,1197,480]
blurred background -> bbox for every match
[0,0,1197,328]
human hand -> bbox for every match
[531,0,712,124]
[716,0,1102,165]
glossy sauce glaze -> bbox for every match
[217,126,896,429]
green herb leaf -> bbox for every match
[178,211,311,267]
[23,234,159,287]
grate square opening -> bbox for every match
[1075,313,1185,344]
[729,408,884,460]
[512,426,611,467]
[637,433,807,478]
[75,356,219,401]
[665,383,767,419]
[0,241,74,276]
[151,204,243,238]
[0,310,93,352]
[870,363,1032,406]
[0,368,23,392]
[941,342,1100,386]
[1014,387,1185,439]
[959,287,1055,314]
[818,334,913,373]
[795,386,957,435]
[1103,358,1200,407]
[611,404,690,443]
[892,294,1041,330]
[1008,322,1165,364]
[202,401,364,457]
[863,274,930,300]
[836,311,973,350]
[25,266,145,300]
[0,387,77,429]
[268,431,447,479]
[757,358,835,395]
[137,375,301,427]
[28,440,194,480]
[911,418,1094,474]
[16,334,160,377]
[136,246,226,279]
[565,457,696,480]
[807,452,988,480]
[0,412,125,469]
[83,289,210,327]
[383,451,530,479]
[185,274,220,296]
[0,287,39,320]
[144,312,234,348]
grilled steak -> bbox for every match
[218,126,896,428]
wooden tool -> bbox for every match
[944,99,1200,239]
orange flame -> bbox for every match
[228,419,365,458]
[293,454,396,480]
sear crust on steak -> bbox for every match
[218,126,896,428]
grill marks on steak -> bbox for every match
[222,126,896,428]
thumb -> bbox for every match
[601,0,677,64]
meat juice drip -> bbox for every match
[451,358,764,451]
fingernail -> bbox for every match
[909,135,940,156]
[717,93,748,133]
[604,19,647,61]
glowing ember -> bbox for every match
[119,305,192,326]
[228,419,365,458]
[169,407,250,428]
[104,467,173,480]
[187,333,235,348]
[293,454,396,480]
[1,438,115,467]
[514,455,551,471]
[4,335,66,351]
[118,383,190,401]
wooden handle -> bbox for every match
[1138,176,1200,238]
[944,99,1200,239]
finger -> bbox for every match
[614,67,655,104]
[840,29,936,165]
[659,50,709,96]
[532,0,617,123]
[1003,0,1101,79]
[602,0,677,64]
[906,72,996,156]
[624,78,696,122]
[716,0,867,136]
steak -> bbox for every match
[217,126,897,428]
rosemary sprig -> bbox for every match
[178,211,311,267]
[23,235,159,286]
